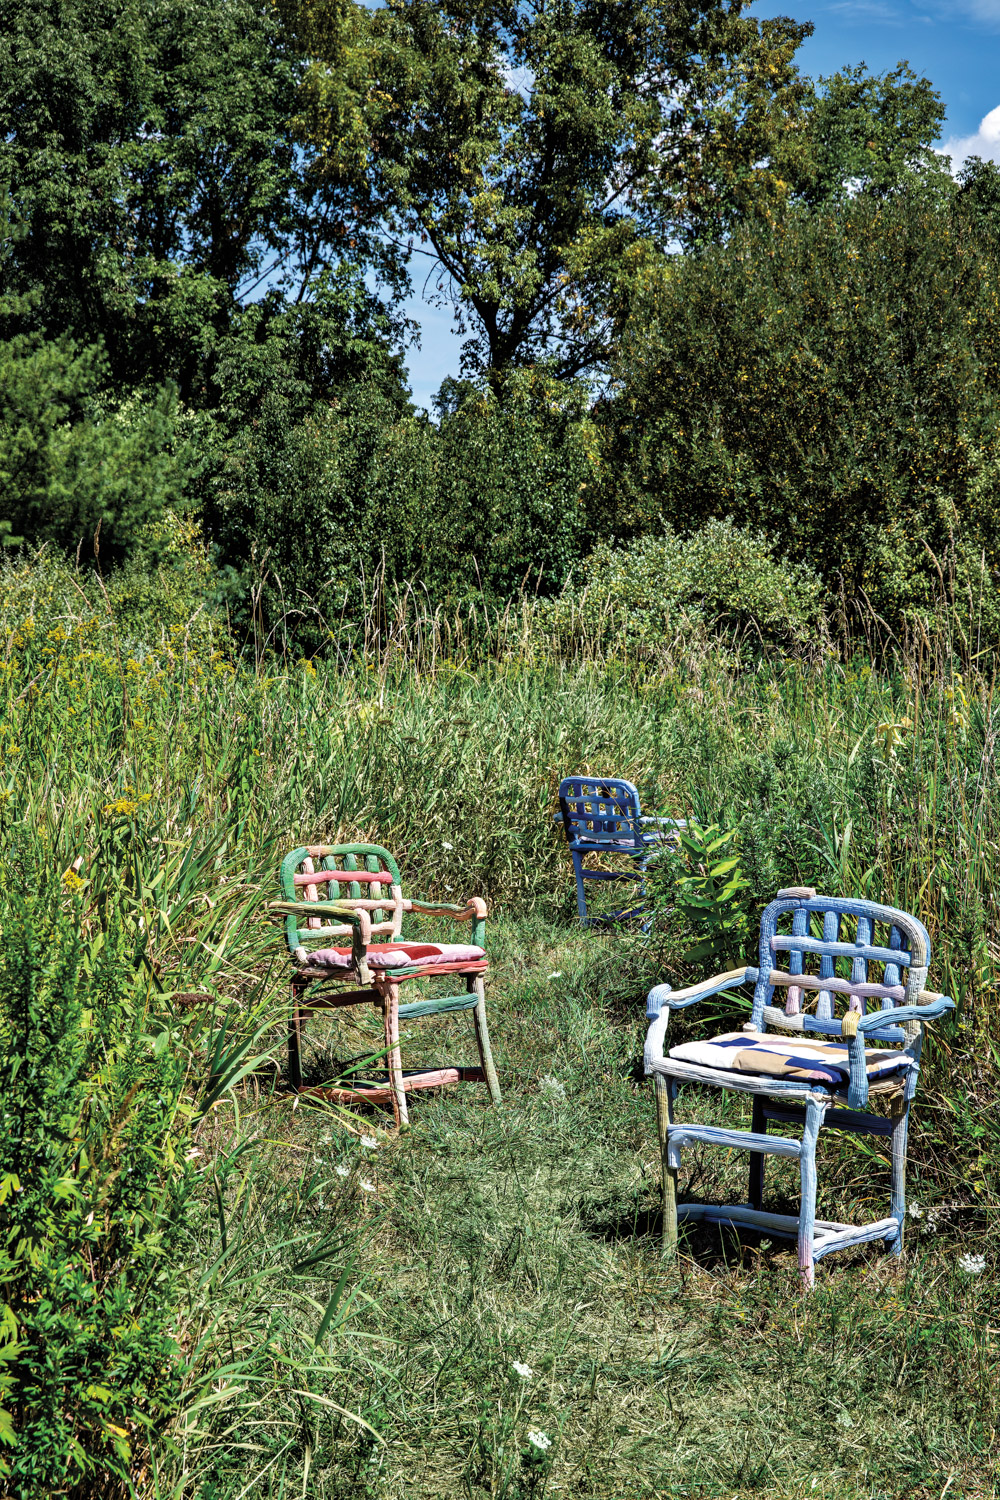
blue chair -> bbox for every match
[644,887,955,1286]
[555,776,679,925]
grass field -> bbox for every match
[1,557,998,1498]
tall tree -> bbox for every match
[292,0,820,381]
[0,0,387,396]
[292,1,952,382]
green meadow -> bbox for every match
[1,558,997,1498]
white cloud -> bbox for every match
[827,1,904,20]
[941,103,1000,170]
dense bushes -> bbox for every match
[0,323,188,560]
[208,367,598,652]
[0,882,193,1496]
[600,192,1000,635]
[537,518,824,654]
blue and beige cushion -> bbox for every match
[668,1030,910,1087]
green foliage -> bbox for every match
[602,192,1000,636]
[0,882,192,1496]
[0,0,363,396]
[0,312,190,559]
[536,518,823,654]
[649,821,751,970]
[208,369,596,652]
[291,0,816,379]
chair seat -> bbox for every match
[306,941,486,972]
[667,1030,910,1087]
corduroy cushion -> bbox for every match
[668,1030,910,1086]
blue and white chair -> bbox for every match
[644,887,955,1286]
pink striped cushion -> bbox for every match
[307,942,485,970]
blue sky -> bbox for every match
[399,0,1000,411]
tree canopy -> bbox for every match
[290,0,951,381]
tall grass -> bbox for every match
[1,554,998,1497]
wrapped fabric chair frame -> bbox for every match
[271,843,501,1127]
[554,775,680,925]
[644,888,955,1287]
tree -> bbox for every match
[292,2,952,384]
[0,319,187,556]
[292,0,827,383]
[0,0,382,397]
[598,193,1000,630]
[675,60,951,247]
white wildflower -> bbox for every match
[442,842,454,851]
[547,971,563,980]
[527,1430,551,1452]
[359,1179,377,1193]
[360,1134,379,1150]
[958,1253,986,1276]
[334,1164,350,1178]
[907,1202,924,1220]
[540,1076,567,1102]
[512,1361,533,1380]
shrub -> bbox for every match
[0,325,190,562]
[0,877,193,1498]
[534,517,824,654]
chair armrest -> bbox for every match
[270,898,371,930]
[644,966,758,1074]
[268,900,372,976]
[403,896,487,947]
[844,991,954,1109]
[855,992,955,1034]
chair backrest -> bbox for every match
[750,889,931,1041]
[279,844,404,964]
[557,776,645,853]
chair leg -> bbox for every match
[890,1103,910,1257]
[749,1095,766,1212]
[798,1099,824,1290]
[288,980,304,1092]
[469,975,501,1106]
[383,982,408,1129]
[655,1073,678,1258]
[571,852,589,922]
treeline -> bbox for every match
[3,0,1000,651]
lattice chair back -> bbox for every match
[750,891,932,1086]
[557,776,645,854]
[279,844,404,970]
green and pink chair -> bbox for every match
[271,843,501,1128]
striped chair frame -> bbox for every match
[644,887,955,1286]
[270,843,501,1127]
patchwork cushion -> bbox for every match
[307,942,486,971]
[667,1030,910,1086]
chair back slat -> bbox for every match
[557,776,644,852]
[852,914,872,1014]
[883,924,904,1008]
[785,907,807,1015]
[816,909,839,1021]
[752,892,931,1038]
